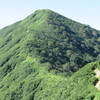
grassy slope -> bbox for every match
[0,10,50,81]
[0,9,100,100]
[0,56,100,100]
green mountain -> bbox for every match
[0,9,100,100]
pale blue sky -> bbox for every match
[0,0,100,30]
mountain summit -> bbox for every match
[0,9,100,100]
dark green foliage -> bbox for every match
[25,9,100,76]
[0,9,100,100]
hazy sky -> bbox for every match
[0,0,100,30]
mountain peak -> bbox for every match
[35,9,51,12]
[0,9,100,99]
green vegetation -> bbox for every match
[0,9,100,99]
[26,9,100,76]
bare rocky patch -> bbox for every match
[94,69,100,91]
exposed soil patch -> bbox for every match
[94,69,100,91]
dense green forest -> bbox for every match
[0,9,100,100]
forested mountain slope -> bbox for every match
[0,9,100,100]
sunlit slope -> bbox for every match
[0,9,50,81]
[0,56,100,100]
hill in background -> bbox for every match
[0,9,100,100]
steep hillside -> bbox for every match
[25,9,100,76]
[0,9,100,100]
